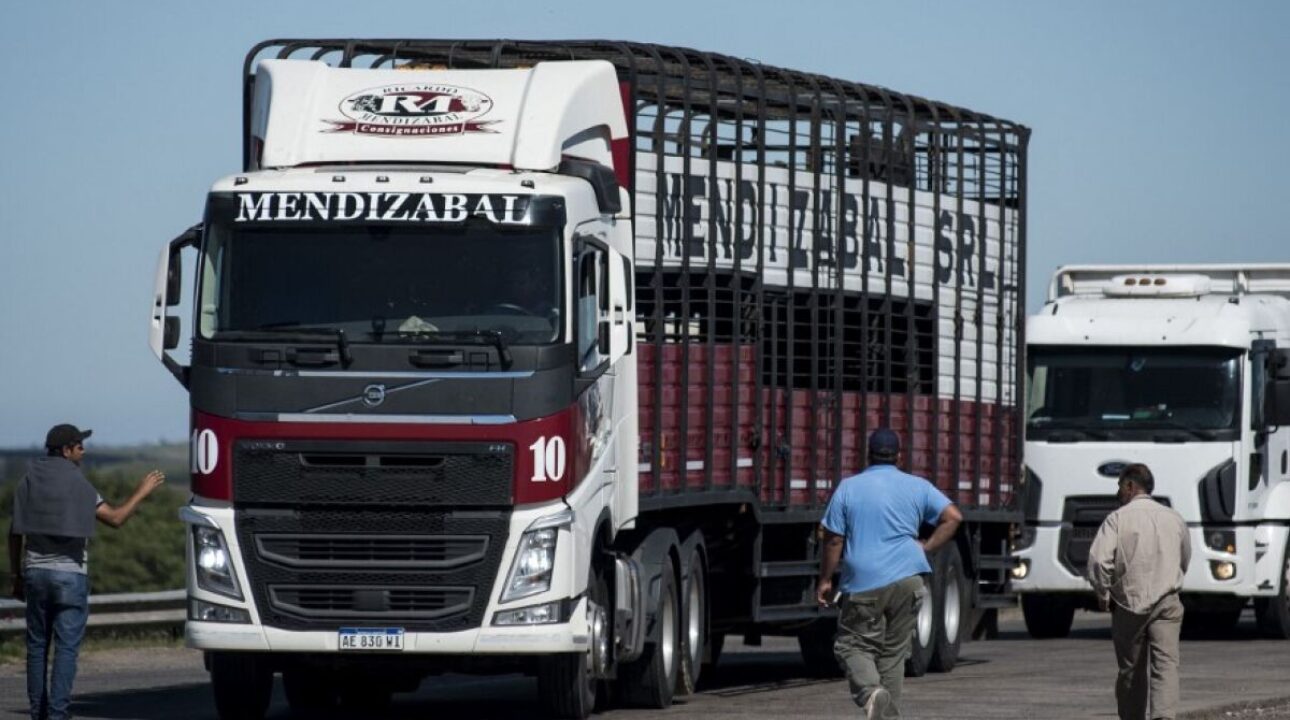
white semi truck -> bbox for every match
[149,39,1028,719]
[1016,265,1290,638]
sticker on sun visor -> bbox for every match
[325,83,498,138]
[233,192,530,224]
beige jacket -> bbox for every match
[1087,495,1191,614]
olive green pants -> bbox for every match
[1111,593,1183,720]
[833,575,925,719]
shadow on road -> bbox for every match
[69,683,212,720]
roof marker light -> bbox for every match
[521,179,536,189]
[234,177,248,186]
[420,176,434,184]
[332,175,345,183]
[376,176,389,183]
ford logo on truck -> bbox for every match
[326,83,497,137]
[1098,461,1130,478]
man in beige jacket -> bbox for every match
[1088,463,1191,720]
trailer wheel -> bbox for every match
[798,617,843,677]
[283,667,337,716]
[1256,541,1290,639]
[210,651,272,720]
[538,571,607,719]
[905,574,938,677]
[676,546,708,696]
[1021,593,1075,638]
[930,544,969,672]
[617,554,679,708]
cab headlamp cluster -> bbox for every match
[501,508,573,603]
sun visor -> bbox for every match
[250,59,626,172]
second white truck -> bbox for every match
[1015,265,1290,638]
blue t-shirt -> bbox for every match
[820,464,952,593]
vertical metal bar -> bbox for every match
[901,99,918,476]
[692,51,719,495]
[806,76,823,509]
[880,99,895,431]
[928,108,943,499]
[992,122,1008,501]
[952,110,966,508]
[1015,126,1031,510]
[857,92,873,464]
[728,56,747,491]
[973,122,988,509]
[830,83,848,490]
[784,70,799,508]
[650,48,668,497]
[753,66,770,504]
[675,49,694,497]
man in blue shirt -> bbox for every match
[816,428,962,719]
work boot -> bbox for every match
[864,687,891,720]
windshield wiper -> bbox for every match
[399,329,512,369]
[1144,420,1217,442]
[216,326,353,368]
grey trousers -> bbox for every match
[833,575,925,719]
[1111,593,1183,720]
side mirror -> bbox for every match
[164,317,181,350]
[597,320,611,356]
[166,249,183,306]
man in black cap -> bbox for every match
[7,424,165,720]
[816,428,962,719]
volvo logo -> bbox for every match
[362,384,387,407]
[1097,461,1130,478]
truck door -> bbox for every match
[1250,341,1290,517]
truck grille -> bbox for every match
[233,440,513,507]
[1059,495,1171,576]
[269,585,474,619]
[255,534,489,570]
[237,508,509,632]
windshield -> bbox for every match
[1026,347,1241,440]
[198,222,562,344]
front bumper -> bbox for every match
[1013,524,1288,597]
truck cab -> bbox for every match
[1015,265,1290,638]
[150,56,639,717]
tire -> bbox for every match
[797,617,843,677]
[930,544,969,672]
[283,668,337,716]
[538,572,608,719]
[676,545,707,696]
[617,554,680,708]
[1256,541,1290,639]
[210,651,273,720]
[1021,593,1075,639]
[905,574,937,677]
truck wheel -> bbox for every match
[1021,594,1075,639]
[905,574,938,677]
[210,651,272,720]
[1256,542,1290,639]
[617,554,679,708]
[798,617,843,677]
[283,668,337,716]
[676,545,707,695]
[538,572,608,719]
[930,544,969,672]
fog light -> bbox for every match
[1210,560,1236,581]
[1011,559,1031,580]
[493,601,563,626]
[189,598,250,624]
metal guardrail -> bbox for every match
[0,589,186,635]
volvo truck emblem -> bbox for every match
[362,384,387,407]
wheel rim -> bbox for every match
[943,572,961,643]
[917,578,934,647]
[687,570,704,670]
[589,598,610,678]
[661,579,677,679]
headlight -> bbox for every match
[501,509,572,603]
[193,525,242,600]
[493,600,564,626]
[189,598,250,624]
[503,528,559,602]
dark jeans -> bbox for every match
[24,568,89,720]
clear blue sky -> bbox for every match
[1,1,1286,446]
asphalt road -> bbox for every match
[3,610,1289,719]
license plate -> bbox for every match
[338,627,405,651]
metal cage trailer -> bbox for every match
[149,39,1029,720]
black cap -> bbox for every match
[45,424,92,450]
[868,427,900,458]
